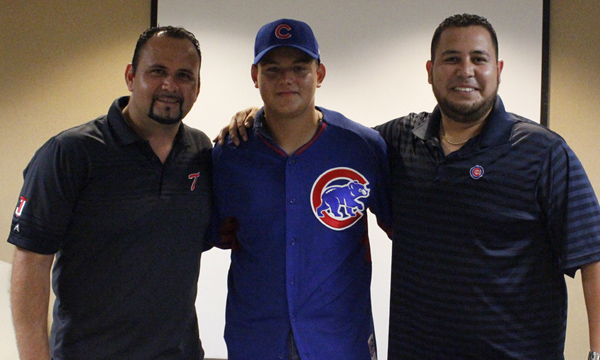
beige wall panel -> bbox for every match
[0,0,151,263]
[550,0,600,358]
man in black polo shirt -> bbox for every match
[8,26,212,360]
[375,14,600,359]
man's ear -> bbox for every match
[316,63,326,88]
[125,64,135,92]
[426,60,433,85]
[251,64,259,89]
[496,59,504,85]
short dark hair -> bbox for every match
[131,26,202,74]
[430,14,499,62]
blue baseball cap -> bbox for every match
[253,18,320,65]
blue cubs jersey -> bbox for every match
[211,107,392,360]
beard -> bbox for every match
[433,86,498,124]
[148,98,184,125]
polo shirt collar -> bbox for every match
[107,96,190,147]
[175,122,194,148]
[412,96,514,148]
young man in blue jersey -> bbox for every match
[221,13,600,360]
[9,26,212,360]
[210,18,392,360]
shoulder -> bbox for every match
[489,113,584,183]
[21,118,110,188]
[51,97,129,147]
[375,112,432,144]
[507,114,569,156]
[376,112,430,132]
[37,116,108,157]
[510,114,563,142]
[181,123,213,151]
[319,107,386,146]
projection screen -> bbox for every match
[155,1,547,358]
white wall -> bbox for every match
[157,1,544,358]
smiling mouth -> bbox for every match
[155,96,181,104]
[453,87,477,93]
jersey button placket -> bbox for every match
[285,156,300,333]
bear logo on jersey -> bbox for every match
[317,180,369,217]
[311,167,370,231]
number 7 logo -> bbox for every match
[188,173,200,191]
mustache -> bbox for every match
[152,93,184,103]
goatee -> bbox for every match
[148,98,184,125]
[435,91,497,124]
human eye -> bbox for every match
[177,71,194,81]
[471,51,491,64]
[148,67,167,76]
[442,56,460,63]
[294,65,309,73]
[261,65,281,77]
[265,66,280,73]
[473,56,489,64]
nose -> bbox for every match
[456,59,475,78]
[279,69,295,84]
[161,75,178,92]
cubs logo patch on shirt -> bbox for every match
[470,165,485,180]
[311,167,370,231]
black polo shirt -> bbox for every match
[8,97,212,359]
[376,97,600,359]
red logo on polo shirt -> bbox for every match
[311,167,370,231]
[470,165,484,180]
[14,196,27,217]
[188,172,200,191]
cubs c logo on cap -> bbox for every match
[275,24,292,39]
[253,18,320,64]
[311,167,370,231]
